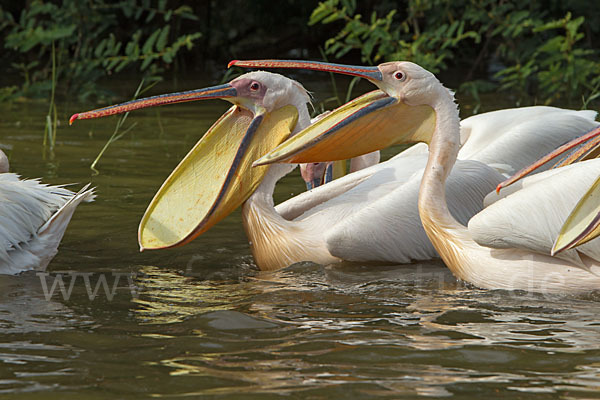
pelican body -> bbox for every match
[0,150,94,274]
[230,59,600,292]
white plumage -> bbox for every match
[0,151,94,274]
[458,106,598,176]
[469,160,600,271]
[277,155,502,263]
[275,106,597,265]
[292,60,600,291]
[393,106,598,177]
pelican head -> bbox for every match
[0,150,8,173]
[360,61,441,106]
[228,60,438,165]
[71,71,309,250]
[70,71,309,123]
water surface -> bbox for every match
[0,83,599,399]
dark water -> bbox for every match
[1,88,600,399]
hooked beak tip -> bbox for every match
[228,60,239,69]
[69,114,79,125]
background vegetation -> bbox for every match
[1,0,599,110]
[311,0,600,109]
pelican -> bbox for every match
[0,149,94,274]
[70,71,508,270]
[232,59,600,291]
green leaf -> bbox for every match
[322,10,342,24]
[162,52,173,63]
[145,9,156,23]
[106,57,121,71]
[142,29,160,54]
[309,1,337,26]
[140,56,153,71]
[95,39,106,58]
[340,0,356,14]
[156,26,170,52]
[116,58,130,73]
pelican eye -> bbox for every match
[250,82,260,91]
[394,71,406,81]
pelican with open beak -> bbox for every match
[227,59,600,292]
[71,72,300,256]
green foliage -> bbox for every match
[309,0,600,107]
[0,0,202,102]
[310,0,480,73]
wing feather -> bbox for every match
[0,173,93,273]
[469,159,600,268]
[458,107,599,176]
[322,157,503,263]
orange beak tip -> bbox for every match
[69,114,78,125]
[228,60,239,69]
[495,184,502,194]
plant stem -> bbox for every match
[44,40,58,151]
[90,79,147,174]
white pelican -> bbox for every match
[0,149,94,274]
[233,59,600,291]
[70,71,507,270]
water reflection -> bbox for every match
[118,261,600,397]
[0,273,92,334]
[0,273,90,394]
[131,265,259,325]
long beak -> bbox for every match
[497,125,600,193]
[553,176,600,254]
[71,84,298,250]
[229,59,383,81]
[69,84,237,124]
[229,60,435,165]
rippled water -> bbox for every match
[1,85,599,399]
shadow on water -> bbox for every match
[0,88,599,398]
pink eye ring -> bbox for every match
[250,82,260,91]
[394,71,406,81]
